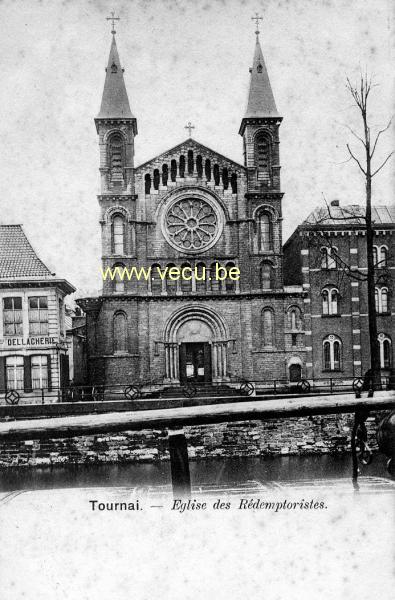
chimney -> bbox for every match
[331,199,340,207]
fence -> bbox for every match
[0,375,392,407]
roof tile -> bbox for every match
[0,225,54,280]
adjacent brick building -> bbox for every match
[78,31,306,390]
[284,202,394,383]
[0,225,75,401]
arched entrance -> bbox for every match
[163,306,229,383]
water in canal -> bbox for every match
[0,453,392,492]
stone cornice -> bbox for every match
[97,195,137,201]
[94,290,307,303]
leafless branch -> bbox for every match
[346,143,367,175]
[330,156,352,165]
[371,152,394,177]
[371,118,393,157]
[342,123,366,146]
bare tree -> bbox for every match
[346,75,392,387]
[312,74,393,388]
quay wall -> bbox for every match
[0,413,383,468]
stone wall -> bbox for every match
[0,413,382,468]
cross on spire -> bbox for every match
[251,12,263,36]
[184,121,195,137]
[106,11,120,35]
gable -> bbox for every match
[135,138,245,173]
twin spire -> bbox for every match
[97,33,134,120]
[97,20,280,127]
[244,33,280,119]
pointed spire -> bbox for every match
[244,34,279,119]
[97,34,134,120]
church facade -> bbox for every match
[79,30,306,390]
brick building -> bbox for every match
[0,225,75,401]
[283,202,394,382]
[78,30,306,390]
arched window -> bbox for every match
[379,246,388,267]
[225,262,236,292]
[373,246,378,267]
[288,306,301,330]
[151,263,162,294]
[230,173,237,193]
[153,169,160,190]
[323,335,342,371]
[378,334,392,369]
[187,150,194,175]
[260,262,273,290]
[195,262,206,293]
[255,132,271,184]
[205,159,211,181]
[145,173,151,194]
[170,159,177,182]
[109,133,124,186]
[262,308,274,347]
[112,263,125,293]
[222,168,229,190]
[162,164,168,186]
[210,262,221,292]
[113,312,127,353]
[111,215,125,255]
[213,164,220,186]
[179,155,185,178]
[257,212,273,252]
[375,287,389,314]
[196,155,203,178]
[166,263,177,295]
[321,247,337,270]
[180,263,192,293]
[322,286,339,315]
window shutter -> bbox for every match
[47,355,52,391]
[24,356,32,392]
[0,356,6,392]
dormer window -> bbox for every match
[257,63,263,73]
[111,62,118,73]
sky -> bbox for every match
[0,0,393,297]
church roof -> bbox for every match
[0,225,75,292]
[243,35,280,120]
[97,35,134,120]
[135,138,245,171]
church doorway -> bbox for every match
[179,342,212,383]
[164,306,229,383]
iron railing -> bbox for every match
[0,375,392,406]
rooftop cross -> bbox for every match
[106,11,120,35]
[251,12,263,36]
[184,121,195,137]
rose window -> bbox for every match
[165,198,219,252]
